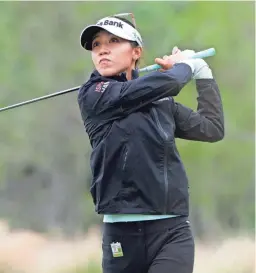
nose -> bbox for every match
[98,44,110,56]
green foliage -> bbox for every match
[0,2,254,236]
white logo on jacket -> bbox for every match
[157,97,169,102]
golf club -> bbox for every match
[0,48,215,113]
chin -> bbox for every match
[98,67,122,77]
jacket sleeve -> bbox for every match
[173,78,224,142]
[78,63,192,119]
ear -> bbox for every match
[133,47,142,61]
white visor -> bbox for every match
[80,16,143,50]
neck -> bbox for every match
[125,64,136,80]
[125,69,132,80]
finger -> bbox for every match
[182,49,195,58]
[172,46,178,54]
[155,58,169,69]
[173,46,181,55]
[155,58,165,66]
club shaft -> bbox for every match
[0,86,80,112]
[0,47,216,113]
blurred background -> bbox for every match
[0,1,255,273]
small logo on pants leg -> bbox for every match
[110,242,124,257]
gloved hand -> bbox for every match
[154,46,194,70]
[191,58,213,79]
[172,46,213,79]
[155,50,187,70]
[172,46,195,59]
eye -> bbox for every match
[110,37,120,43]
[92,40,100,48]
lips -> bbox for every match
[99,58,111,64]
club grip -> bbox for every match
[139,47,216,73]
[192,48,216,59]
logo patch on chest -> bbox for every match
[95,81,109,93]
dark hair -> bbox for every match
[113,16,141,67]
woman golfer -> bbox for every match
[78,13,224,273]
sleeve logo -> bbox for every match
[95,81,109,93]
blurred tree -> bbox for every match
[0,1,254,236]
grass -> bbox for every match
[64,262,101,273]
[0,221,255,273]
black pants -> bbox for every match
[102,216,195,273]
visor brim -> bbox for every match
[80,24,141,50]
[80,25,104,50]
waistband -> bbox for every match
[103,215,188,235]
[103,214,178,223]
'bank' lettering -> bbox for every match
[97,20,123,28]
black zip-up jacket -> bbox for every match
[77,63,224,216]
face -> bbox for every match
[91,30,141,78]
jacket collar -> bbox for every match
[90,69,139,82]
